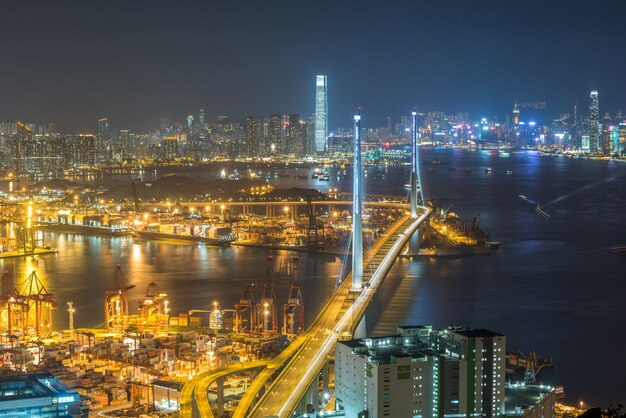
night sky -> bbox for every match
[1,0,625,132]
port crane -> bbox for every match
[282,256,304,336]
[257,256,277,334]
[518,349,551,384]
[104,265,135,333]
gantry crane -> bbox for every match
[7,271,57,338]
[104,265,135,334]
[283,256,304,336]
[138,282,169,334]
[234,284,256,333]
[257,256,277,334]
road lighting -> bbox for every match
[580,401,584,411]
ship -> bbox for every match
[611,245,626,253]
[39,222,133,237]
[319,172,330,181]
[133,224,235,246]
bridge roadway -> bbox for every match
[132,199,409,211]
[180,360,270,418]
[233,206,431,418]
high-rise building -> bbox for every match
[618,122,626,155]
[198,109,205,127]
[589,90,600,152]
[335,325,506,418]
[162,136,178,160]
[285,114,304,156]
[601,124,611,156]
[269,114,282,155]
[305,115,315,156]
[97,117,109,162]
[245,116,259,157]
[314,75,328,154]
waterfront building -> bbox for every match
[0,373,81,417]
[581,134,590,151]
[335,325,506,417]
[314,74,328,154]
[619,122,626,155]
[589,91,600,152]
[601,124,611,156]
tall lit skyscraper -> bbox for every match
[589,90,600,152]
[96,117,109,162]
[269,114,282,155]
[245,116,259,157]
[314,75,328,154]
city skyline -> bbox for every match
[2,1,626,132]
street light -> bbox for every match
[580,401,584,411]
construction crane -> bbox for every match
[283,256,304,336]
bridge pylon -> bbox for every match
[351,112,364,291]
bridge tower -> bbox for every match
[351,112,364,291]
[234,284,256,333]
[104,265,135,334]
[257,256,278,334]
[409,111,425,217]
[283,256,304,336]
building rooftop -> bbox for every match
[453,328,504,338]
[0,373,78,411]
[504,383,555,416]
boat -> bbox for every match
[39,222,133,237]
[311,172,319,179]
[485,167,492,174]
[507,170,513,175]
[535,205,551,218]
[319,172,330,181]
[611,245,626,253]
[518,194,527,200]
[133,229,234,246]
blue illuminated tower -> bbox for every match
[351,112,363,291]
[409,111,424,217]
[314,75,328,153]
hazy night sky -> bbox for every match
[1,0,625,132]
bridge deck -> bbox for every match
[240,207,431,418]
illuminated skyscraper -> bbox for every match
[198,109,205,127]
[314,75,328,154]
[245,116,259,157]
[589,90,600,152]
[269,114,282,155]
